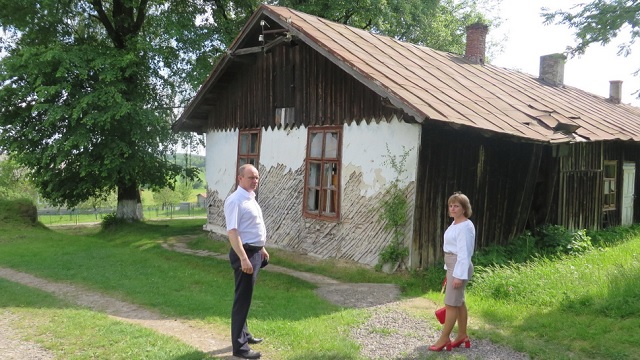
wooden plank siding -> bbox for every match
[557,142,603,230]
[412,124,544,268]
[413,134,640,268]
[603,141,640,227]
[205,42,408,132]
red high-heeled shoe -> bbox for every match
[451,336,471,348]
[428,340,452,352]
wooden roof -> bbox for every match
[175,5,640,143]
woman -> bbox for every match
[429,192,475,352]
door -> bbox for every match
[622,162,635,226]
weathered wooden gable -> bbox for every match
[206,42,412,132]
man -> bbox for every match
[224,164,269,360]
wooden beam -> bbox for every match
[231,35,290,56]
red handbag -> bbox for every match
[434,278,447,324]
[435,306,446,324]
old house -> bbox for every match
[173,5,640,269]
[196,193,208,208]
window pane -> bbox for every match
[307,189,319,211]
[308,162,321,187]
[604,163,616,178]
[309,132,323,158]
[322,189,336,214]
[323,163,331,187]
[324,132,339,158]
[240,134,249,155]
[250,133,259,154]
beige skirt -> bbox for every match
[444,253,473,306]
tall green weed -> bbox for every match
[471,227,640,317]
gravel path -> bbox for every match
[0,236,529,360]
[0,312,54,360]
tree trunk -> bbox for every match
[116,182,143,221]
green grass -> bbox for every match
[0,278,207,359]
[2,198,640,359]
[189,234,404,285]
[0,216,366,359]
[465,239,640,359]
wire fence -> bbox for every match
[37,202,207,226]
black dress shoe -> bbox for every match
[233,349,261,359]
[248,336,263,344]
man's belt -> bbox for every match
[243,243,264,251]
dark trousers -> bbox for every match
[229,246,263,353]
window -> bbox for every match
[237,129,260,168]
[303,127,342,220]
[603,161,617,210]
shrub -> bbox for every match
[101,212,128,230]
[534,225,593,255]
[587,224,640,247]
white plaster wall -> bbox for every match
[205,130,239,199]
[203,119,422,268]
[260,126,307,171]
[342,116,421,197]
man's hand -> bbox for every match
[241,257,254,274]
[260,248,269,262]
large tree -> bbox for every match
[0,0,496,221]
[0,1,237,220]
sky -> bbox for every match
[489,0,640,106]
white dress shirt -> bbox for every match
[224,187,266,246]
[443,219,475,280]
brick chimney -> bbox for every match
[609,80,622,104]
[539,53,566,86]
[465,23,489,64]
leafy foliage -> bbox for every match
[0,1,217,218]
[100,212,132,230]
[542,0,640,57]
[474,224,598,267]
[376,146,412,270]
[0,156,38,201]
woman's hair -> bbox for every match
[448,192,473,217]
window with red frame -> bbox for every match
[304,127,341,220]
[238,129,260,168]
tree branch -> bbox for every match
[88,0,122,47]
[133,0,149,35]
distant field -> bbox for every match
[38,205,207,226]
